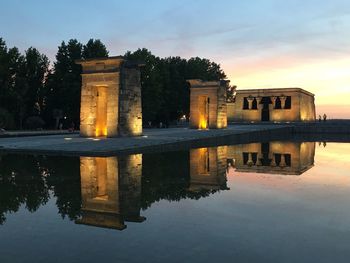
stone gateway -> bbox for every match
[187,79,228,129]
[76,56,143,137]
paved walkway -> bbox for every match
[0,130,79,138]
[0,125,292,156]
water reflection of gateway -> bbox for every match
[189,146,229,191]
[228,142,315,175]
[76,155,145,230]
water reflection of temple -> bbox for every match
[189,146,229,192]
[76,155,145,230]
[228,142,315,175]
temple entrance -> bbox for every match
[198,96,209,129]
[260,97,271,121]
[96,86,107,136]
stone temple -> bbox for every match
[76,56,143,137]
[187,79,228,129]
[228,88,316,122]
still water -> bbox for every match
[0,141,350,263]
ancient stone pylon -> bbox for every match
[76,56,143,137]
[187,79,228,129]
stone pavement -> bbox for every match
[0,125,292,156]
[0,129,79,138]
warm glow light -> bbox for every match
[199,119,207,129]
[95,127,107,137]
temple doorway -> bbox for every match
[198,96,209,129]
[260,97,271,121]
[96,86,107,136]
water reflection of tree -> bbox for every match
[0,154,81,224]
[0,155,49,224]
[42,156,81,220]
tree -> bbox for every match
[0,39,49,129]
[46,38,109,128]
[46,39,83,127]
[82,39,108,59]
[24,47,49,116]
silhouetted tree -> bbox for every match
[0,39,49,129]
[45,39,83,127]
[46,38,109,128]
[125,49,227,126]
[82,39,109,59]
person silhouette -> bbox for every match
[323,114,327,122]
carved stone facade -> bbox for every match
[227,88,316,122]
[76,56,143,137]
[187,79,228,129]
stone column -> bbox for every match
[280,154,286,167]
[280,95,287,109]
[247,153,254,166]
[256,96,263,111]
[247,96,254,110]
[270,154,276,167]
[271,96,277,109]
[256,153,262,166]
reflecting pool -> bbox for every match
[1,141,350,262]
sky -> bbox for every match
[1,0,350,118]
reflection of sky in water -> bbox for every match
[1,142,350,262]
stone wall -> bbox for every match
[227,102,235,122]
[80,72,120,137]
[299,92,316,121]
[229,88,315,122]
[118,68,143,136]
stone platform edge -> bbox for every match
[0,126,293,157]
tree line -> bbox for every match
[0,37,230,130]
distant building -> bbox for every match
[227,88,316,122]
[187,79,228,129]
[76,56,143,137]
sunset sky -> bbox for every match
[1,0,349,118]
